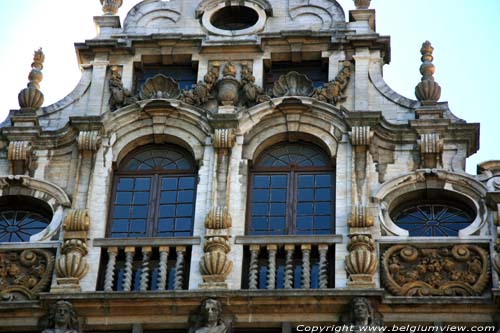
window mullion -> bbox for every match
[149,174,161,237]
[288,170,296,235]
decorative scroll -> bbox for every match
[7,141,32,175]
[382,244,490,296]
[0,249,55,301]
[78,131,101,152]
[313,61,352,105]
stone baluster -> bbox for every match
[104,247,118,291]
[174,246,186,290]
[267,245,277,290]
[284,245,294,289]
[157,246,170,291]
[301,245,311,289]
[248,245,260,289]
[139,246,152,291]
[122,246,135,291]
[318,244,328,289]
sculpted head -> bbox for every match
[47,300,79,330]
[351,297,373,324]
[200,298,222,325]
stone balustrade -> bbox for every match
[235,235,342,290]
[94,237,200,292]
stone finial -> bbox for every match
[100,0,123,15]
[354,0,371,10]
[18,48,45,109]
[415,41,441,105]
[345,235,377,288]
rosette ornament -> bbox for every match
[18,48,45,109]
[415,41,441,105]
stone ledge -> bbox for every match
[235,235,343,245]
[93,236,201,247]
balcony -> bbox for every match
[94,237,200,291]
[235,235,342,290]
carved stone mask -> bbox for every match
[352,298,369,322]
[203,301,220,323]
[55,304,71,326]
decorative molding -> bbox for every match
[418,133,443,168]
[213,129,235,150]
[382,244,490,296]
[348,205,374,228]
[349,126,373,146]
[345,235,377,288]
[205,206,232,229]
[54,209,90,291]
[0,249,55,301]
[7,141,32,175]
[77,131,101,152]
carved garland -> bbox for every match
[0,249,55,301]
[382,244,490,296]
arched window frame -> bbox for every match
[107,145,198,238]
[246,142,336,235]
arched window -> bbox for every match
[0,196,52,242]
[108,145,197,238]
[248,142,334,235]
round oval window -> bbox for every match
[210,6,259,31]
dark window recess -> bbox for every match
[0,196,52,243]
[248,142,334,235]
[264,61,328,91]
[391,202,474,237]
[108,145,197,238]
[134,65,197,93]
[210,6,259,31]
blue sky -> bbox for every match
[0,0,498,174]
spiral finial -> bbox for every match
[415,41,441,105]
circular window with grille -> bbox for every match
[0,196,53,242]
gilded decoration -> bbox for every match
[382,244,490,296]
[0,249,55,301]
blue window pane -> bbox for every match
[269,217,285,231]
[115,192,132,204]
[269,203,286,216]
[252,189,269,202]
[117,178,134,191]
[175,218,192,231]
[135,178,151,191]
[315,203,331,215]
[254,175,269,188]
[270,189,286,202]
[111,220,128,232]
[130,219,146,233]
[296,217,312,230]
[159,205,175,218]
[178,177,195,189]
[160,191,177,204]
[178,190,194,203]
[251,217,267,230]
[158,218,174,231]
[252,203,268,216]
[298,189,314,201]
[133,192,149,205]
[177,204,193,216]
[132,206,148,218]
[315,174,331,187]
[297,203,313,216]
[298,175,314,188]
[315,216,331,229]
[315,188,331,201]
[113,207,129,219]
[162,178,178,190]
[271,175,287,188]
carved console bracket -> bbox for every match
[345,235,377,288]
[418,133,443,169]
[7,140,32,175]
[78,130,101,152]
[54,209,90,292]
[213,128,235,151]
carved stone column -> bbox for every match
[346,126,377,288]
[53,209,90,292]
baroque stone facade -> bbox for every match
[0,0,499,332]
